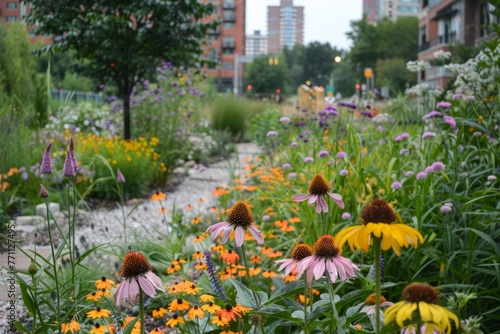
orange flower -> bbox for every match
[191,217,202,224]
[250,255,260,263]
[192,251,204,259]
[95,276,115,290]
[193,234,206,242]
[201,301,221,314]
[221,250,240,263]
[211,314,228,326]
[152,307,168,318]
[195,262,207,270]
[212,187,230,197]
[267,250,283,258]
[200,294,214,303]
[166,314,185,327]
[282,271,297,282]
[199,197,206,203]
[260,247,272,255]
[169,298,191,312]
[188,305,205,320]
[185,204,194,211]
[151,192,166,201]
[262,270,278,278]
[217,304,242,323]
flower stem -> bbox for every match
[374,237,382,334]
[138,282,145,334]
[303,275,310,334]
[241,243,264,333]
[326,279,340,333]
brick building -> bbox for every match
[363,0,420,23]
[267,0,304,54]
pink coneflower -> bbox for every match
[296,235,359,284]
[274,242,313,275]
[206,201,264,247]
[292,174,344,213]
[361,293,393,315]
[114,252,164,306]
[40,142,53,174]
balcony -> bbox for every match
[222,13,236,22]
[418,41,431,52]
[222,1,235,9]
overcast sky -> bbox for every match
[246,0,363,50]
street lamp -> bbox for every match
[327,56,342,98]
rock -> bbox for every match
[35,202,60,217]
[15,216,44,226]
[184,160,196,168]
[173,167,185,176]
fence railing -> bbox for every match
[50,89,104,102]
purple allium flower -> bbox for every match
[21,172,28,180]
[376,125,385,132]
[262,215,270,221]
[318,150,330,158]
[304,157,314,163]
[444,115,456,128]
[293,174,344,213]
[40,184,49,198]
[62,151,75,178]
[460,161,467,168]
[206,201,264,248]
[440,204,452,213]
[342,212,351,220]
[288,172,297,179]
[280,116,291,123]
[340,169,349,176]
[267,131,278,137]
[436,101,451,108]
[336,152,347,159]
[296,235,359,284]
[282,163,291,170]
[291,141,299,148]
[360,110,373,118]
[325,104,338,115]
[391,181,403,189]
[487,175,497,182]
[117,168,126,183]
[466,95,475,100]
[416,172,427,180]
[452,93,464,100]
[425,166,434,174]
[40,142,53,174]
[422,111,442,120]
[423,132,436,139]
[431,161,445,172]
[328,159,335,165]
[395,133,410,142]
[473,132,481,137]
[400,149,409,155]
[405,171,414,177]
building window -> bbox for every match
[223,10,235,21]
[222,36,235,48]
[6,2,17,9]
[223,48,234,55]
[480,3,496,37]
[223,0,235,8]
[7,15,17,22]
[223,22,235,29]
[222,62,234,70]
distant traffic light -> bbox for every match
[355,83,361,90]
[247,84,253,91]
[275,88,281,94]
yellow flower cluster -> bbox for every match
[0,168,19,192]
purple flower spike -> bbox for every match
[117,168,126,183]
[40,184,49,198]
[63,151,75,178]
[40,142,53,174]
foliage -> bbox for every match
[245,55,289,95]
[375,58,416,95]
[26,0,218,140]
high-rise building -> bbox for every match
[363,0,419,23]
[203,0,246,93]
[0,0,52,43]
[267,0,304,54]
[245,30,268,56]
[417,0,495,89]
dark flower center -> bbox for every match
[225,303,233,311]
[360,198,396,225]
[312,235,340,257]
[119,251,152,278]
[402,283,440,304]
[308,174,330,195]
[291,242,313,260]
[101,276,107,282]
[365,293,387,305]
[226,201,254,227]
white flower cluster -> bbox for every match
[188,133,217,159]
[433,50,452,60]
[445,44,500,93]
[371,113,394,124]
[406,60,431,73]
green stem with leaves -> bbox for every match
[138,283,145,334]
[326,279,340,333]
[241,243,264,333]
[374,237,382,334]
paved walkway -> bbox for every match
[0,142,260,306]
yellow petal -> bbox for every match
[418,302,432,323]
[384,302,402,324]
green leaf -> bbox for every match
[291,310,305,320]
[122,316,140,334]
[227,278,257,309]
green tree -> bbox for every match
[25,0,217,140]
[375,58,416,94]
[245,56,288,95]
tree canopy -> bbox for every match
[25,0,217,139]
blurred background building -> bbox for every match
[267,0,304,54]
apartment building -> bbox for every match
[417,0,496,88]
[267,0,304,54]
[245,30,268,57]
[363,0,420,23]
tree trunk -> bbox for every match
[122,92,131,140]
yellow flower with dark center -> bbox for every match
[152,307,168,318]
[151,192,166,201]
[166,314,185,327]
[335,199,424,256]
[293,174,344,213]
[169,298,190,312]
[384,283,459,334]
[201,301,221,313]
[95,276,115,290]
[61,320,80,333]
[211,314,228,326]
[200,294,214,303]
[188,305,205,320]
[87,307,111,319]
[150,328,165,334]
[206,201,264,247]
[217,304,242,323]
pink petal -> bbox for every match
[332,258,347,280]
[138,275,156,298]
[220,226,233,244]
[312,258,325,280]
[234,226,245,247]
[293,193,311,202]
[207,222,231,240]
[327,193,345,209]
[248,225,264,245]
[316,196,328,213]
[308,194,318,205]
[145,271,164,291]
[128,278,139,304]
[296,256,313,278]
[336,256,359,277]
[114,280,128,306]
[306,266,315,284]
[325,259,339,283]
[275,259,294,272]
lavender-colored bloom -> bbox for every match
[487,175,497,182]
[431,161,445,172]
[325,104,338,115]
[405,171,414,177]
[460,161,467,168]
[416,172,427,180]
[473,132,481,137]
[391,181,403,189]
[40,184,49,198]
[280,116,291,123]
[376,125,385,132]
[40,142,53,174]
[395,132,410,142]
[422,110,442,120]
[452,93,464,100]
[444,115,456,128]
[440,205,452,213]
[423,132,436,139]
[282,163,291,170]
[304,156,314,163]
[288,172,297,179]
[400,149,409,155]
[436,101,451,108]
[62,151,75,178]
[339,169,349,176]
[342,212,351,220]
[267,131,278,137]
[117,168,126,183]
[328,159,335,165]
[318,150,329,158]
[291,141,299,148]
[360,110,373,118]
[262,215,270,221]
[336,151,347,159]
[198,165,207,173]
[466,95,475,101]
[21,172,28,180]
[425,166,434,174]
